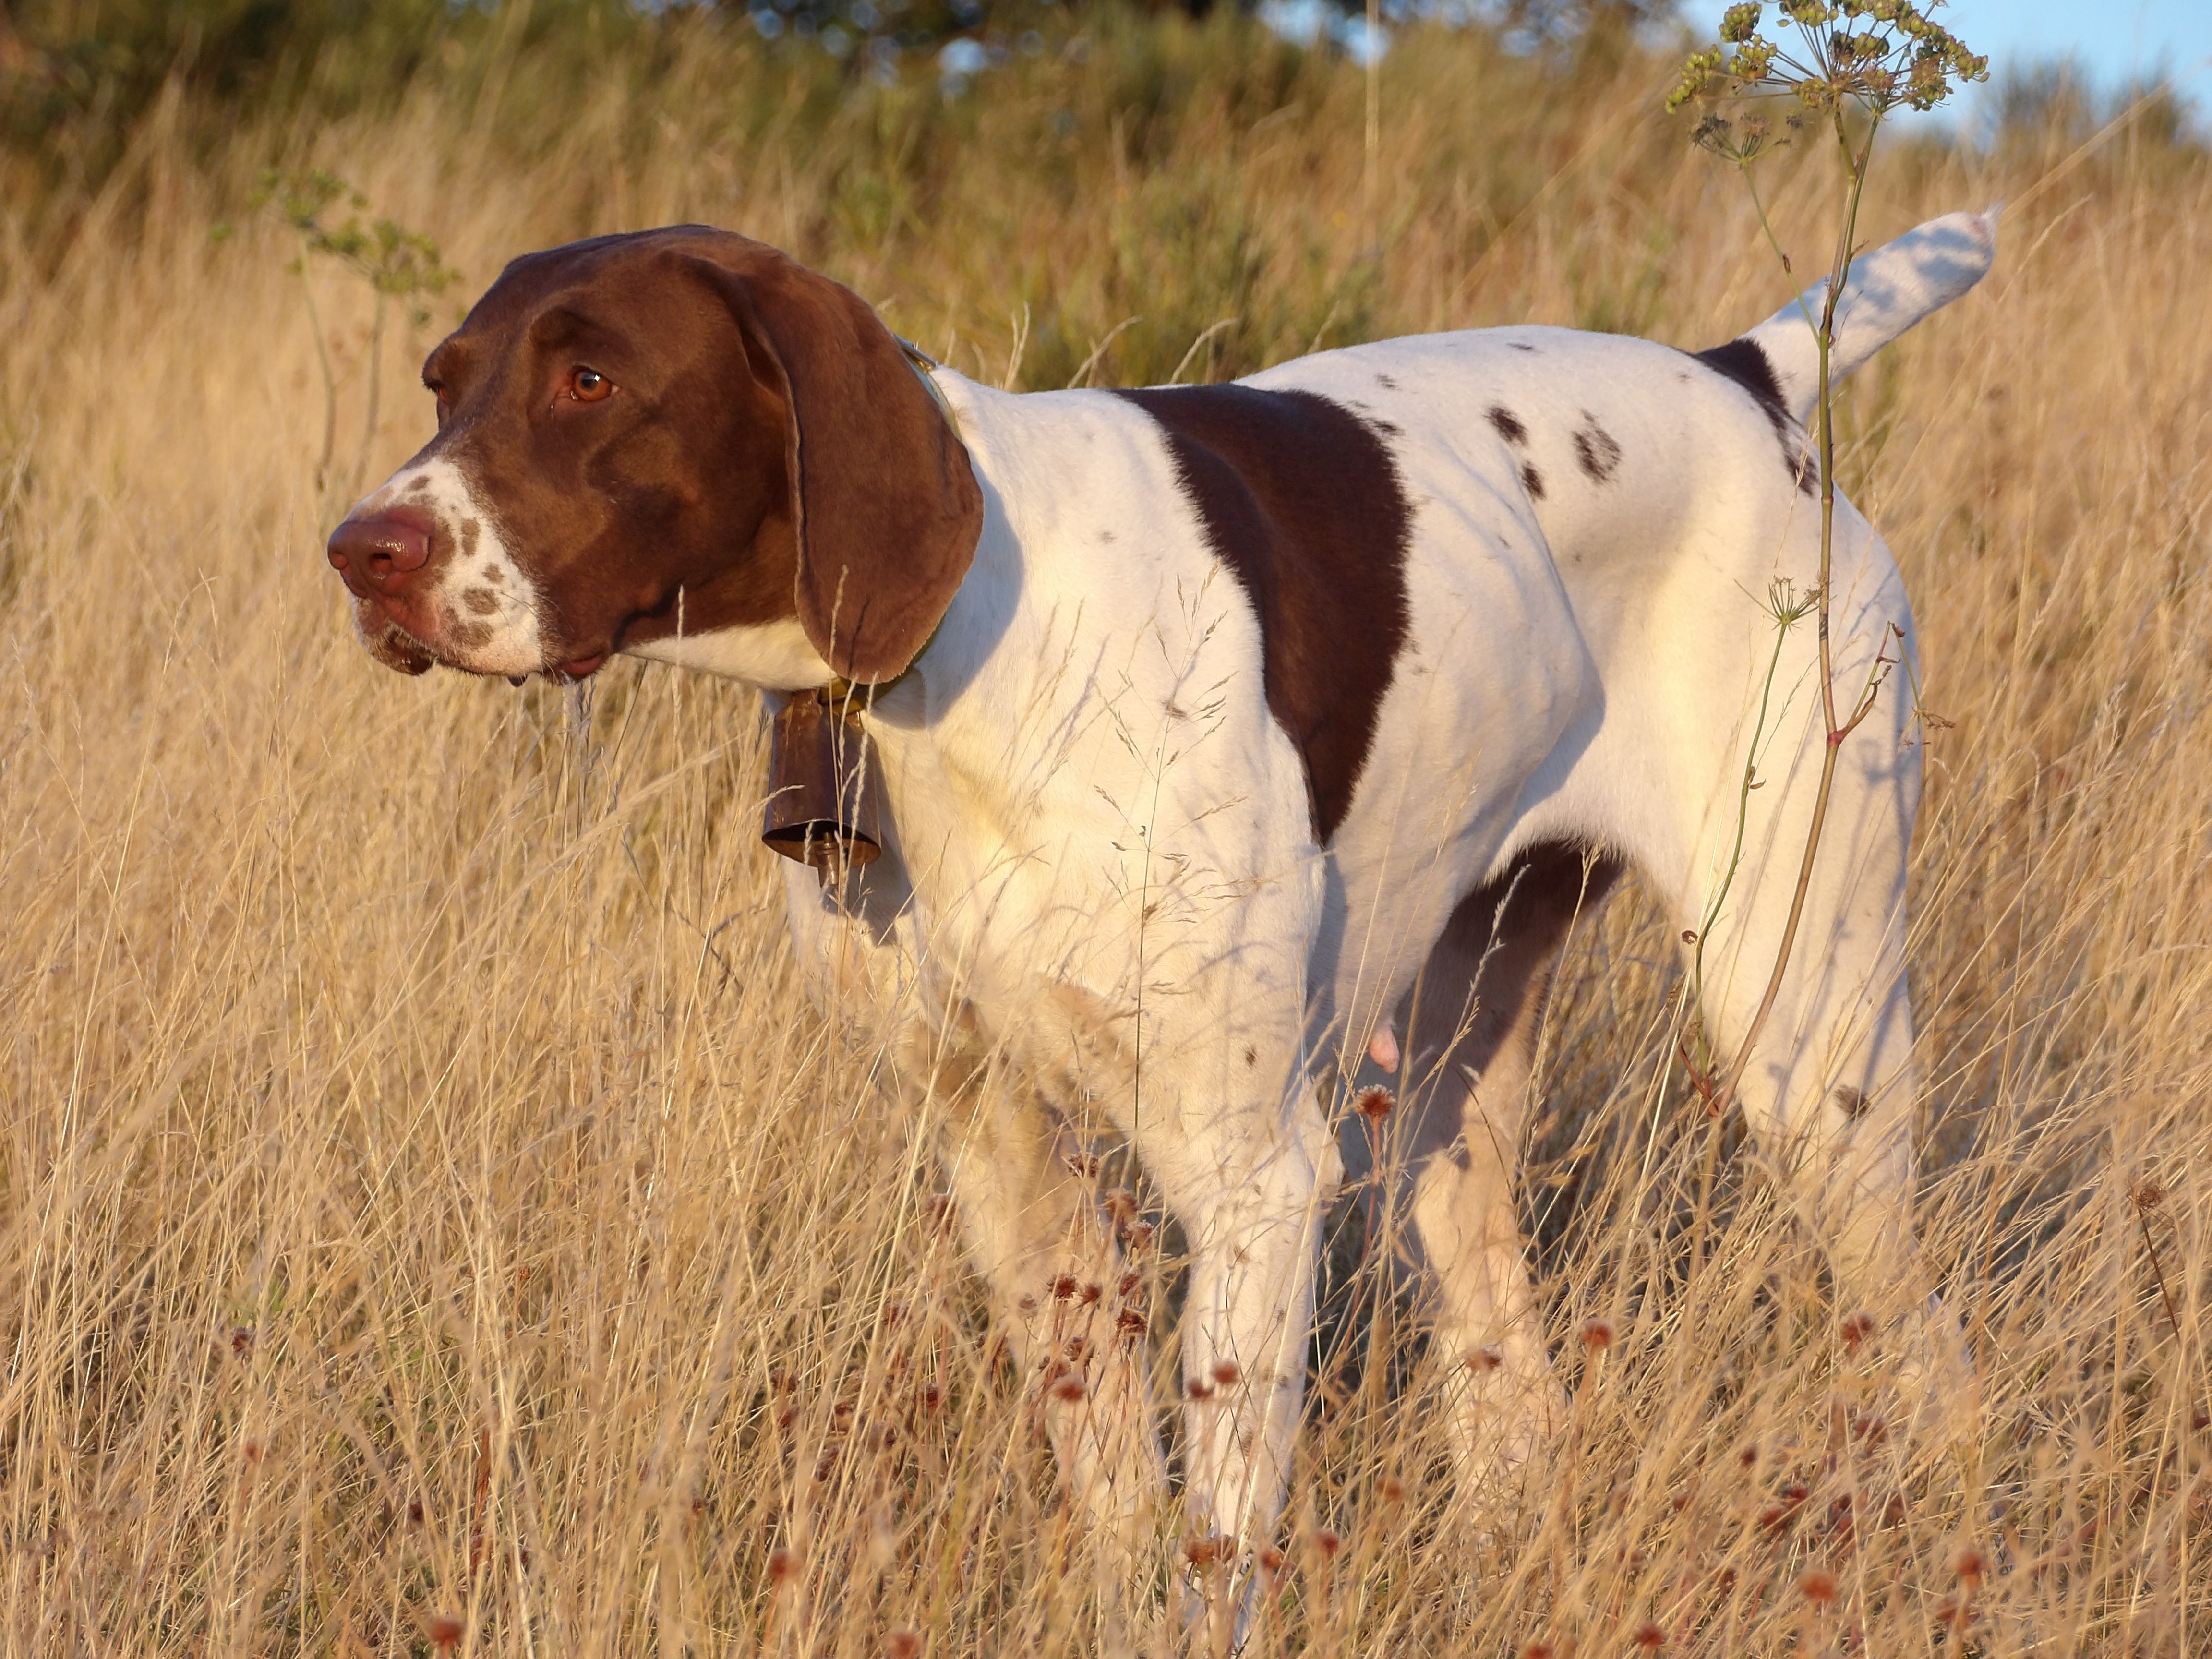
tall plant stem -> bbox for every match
[1712,110,1888,1118]
[297,249,338,491]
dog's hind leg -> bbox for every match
[1651,528,1971,1428]
[1386,842,1623,1497]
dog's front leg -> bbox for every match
[1141,1073,1339,1651]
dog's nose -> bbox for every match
[327,509,433,594]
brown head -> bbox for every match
[325,226,982,686]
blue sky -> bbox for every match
[1676,1,2212,132]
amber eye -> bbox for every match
[569,366,613,403]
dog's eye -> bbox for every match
[569,367,613,404]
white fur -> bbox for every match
[626,616,832,687]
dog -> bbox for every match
[327,207,1993,1617]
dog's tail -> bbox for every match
[1704,208,1997,427]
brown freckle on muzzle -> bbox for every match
[463,589,500,616]
[460,518,482,556]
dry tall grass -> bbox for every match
[2,12,2209,1654]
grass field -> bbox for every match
[2,9,2210,1653]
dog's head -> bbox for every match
[325,226,981,685]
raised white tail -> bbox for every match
[1711,208,1998,427]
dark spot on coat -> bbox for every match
[464,588,500,616]
[1100,529,1116,543]
[1831,1084,1869,1118]
[1692,336,1808,489]
[460,518,482,557]
[1487,406,1528,447]
[1508,341,1538,353]
[481,563,505,584]
[1116,385,1412,843]
[1244,1046,1258,1067]
[1572,415,1622,483]
[1370,419,1401,437]
[1520,461,1545,500]
[1375,373,1398,390]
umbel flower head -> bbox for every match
[1669,0,1987,125]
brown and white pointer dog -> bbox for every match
[327,210,1994,1635]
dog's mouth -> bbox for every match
[356,598,608,686]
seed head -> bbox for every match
[1379,1473,1406,1504]
[429,1615,465,1651]
[1050,1373,1087,1403]
[1115,1308,1148,1337]
[1183,1533,1224,1567]
[1258,1546,1286,1583]
[1840,1311,1876,1353]
[1634,1622,1664,1648]
[1521,1645,1553,1659]
[1580,1319,1614,1353]
[1953,1544,1985,1586]
[2133,1179,2165,1213]
[1211,1359,1240,1386]
[1105,1189,1139,1225]
[768,1546,799,1586]
[1187,1380,1215,1402]
[1310,1527,1342,1561]
[1799,1568,1838,1606]
[1354,1086,1394,1120]
[1051,1275,1079,1301]
[885,1631,922,1659]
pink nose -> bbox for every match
[327,509,434,596]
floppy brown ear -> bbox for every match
[692,237,981,685]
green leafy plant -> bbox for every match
[243,168,461,494]
[1667,3,1985,1111]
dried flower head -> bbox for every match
[1183,1533,1225,1568]
[1380,1473,1406,1504]
[1799,1568,1838,1606]
[1953,1544,1985,1586]
[1634,1622,1665,1648]
[429,1615,465,1651]
[1354,1085,1394,1120]
[885,1631,922,1659]
[1580,1319,1615,1353]
[1211,1359,1240,1386]
[2133,1179,2165,1213]
[1840,1311,1876,1352]
[1310,1527,1342,1561]
[767,1546,799,1587]
[1258,1546,1286,1584]
[1050,1373,1087,1403]
[1471,1345,1503,1372]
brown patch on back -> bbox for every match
[1115,385,1412,843]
